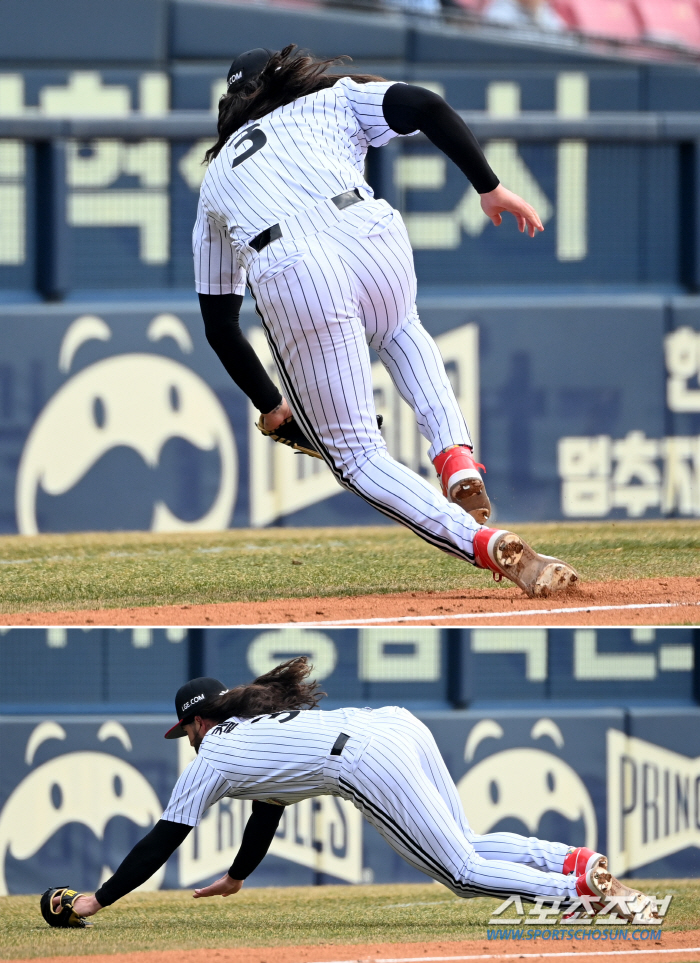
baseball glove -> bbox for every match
[256,415,321,458]
[256,414,384,459]
[40,887,90,928]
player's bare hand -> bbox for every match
[193,874,243,898]
[480,185,544,238]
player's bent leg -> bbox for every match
[469,832,571,874]
[340,731,579,904]
[379,713,577,875]
[334,204,470,460]
[368,307,473,459]
[380,708,470,833]
[249,240,485,566]
[370,316,491,524]
[340,212,491,525]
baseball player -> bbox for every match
[192,45,578,600]
[42,661,654,928]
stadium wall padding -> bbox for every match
[1,62,698,299]
[0,628,695,713]
[1,705,698,895]
[0,107,691,298]
[1,295,699,531]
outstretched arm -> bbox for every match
[65,820,193,918]
[199,293,283,414]
[382,84,544,238]
[193,800,285,898]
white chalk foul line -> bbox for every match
[302,950,700,963]
[225,601,700,629]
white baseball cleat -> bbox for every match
[472,527,578,598]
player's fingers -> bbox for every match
[193,885,217,898]
[528,215,544,237]
[527,207,544,232]
[515,213,526,233]
[490,213,502,227]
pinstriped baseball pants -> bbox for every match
[337,708,578,903]
[246,198,482,563]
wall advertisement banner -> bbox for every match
[1,295,696,531]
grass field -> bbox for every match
[0,520,698,614]
[1,881,699,959]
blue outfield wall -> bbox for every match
[0,63,697,299]
[1,294,699,531]
[0,626,696,712]
[1,706,699,895]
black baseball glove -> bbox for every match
[256,415,322,458]
[256,414,384,458]
[40,887,90,928]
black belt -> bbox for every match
[249,189,364,253]
[331,732,350,756]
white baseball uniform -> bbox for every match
[163,707,578,903]
[193,79,483,564]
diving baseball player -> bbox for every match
[194,45,577,600]
[41,661,654,927]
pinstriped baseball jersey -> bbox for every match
[193,78,410,295]
[162,706,376,824]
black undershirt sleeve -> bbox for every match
[198,292,283,414]
[382,83,500,195]
[95,819,192,907]
[228,801,285,880]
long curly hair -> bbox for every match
[204,44,385,162]
[200,656,327,720]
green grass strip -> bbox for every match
[1,881,698,958]
[0,521,698,614]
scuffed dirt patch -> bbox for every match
[9,932,700,963]
[2,577,699,626]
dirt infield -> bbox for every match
[11,934,700,963]
[3,577,699,626]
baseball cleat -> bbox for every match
[575,864,657,922]
[472,527,579,598]
[563,847,606,877]
[433,445,491,524]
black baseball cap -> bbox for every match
[227,48,275,92]
[164,677,228,739]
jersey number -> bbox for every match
[250,710,300,724]
[231,124,267,169]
